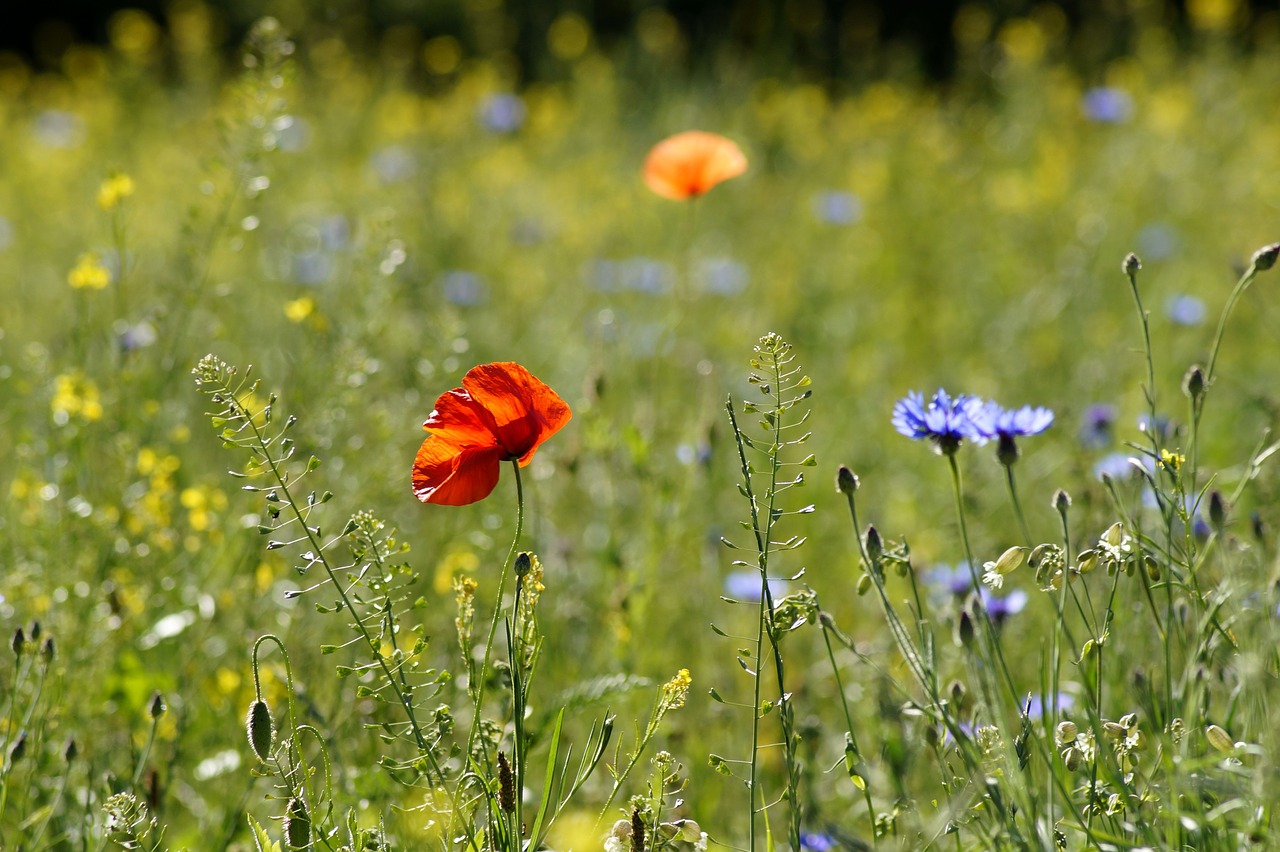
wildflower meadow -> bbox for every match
[2,4,1280,850]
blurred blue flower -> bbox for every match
[1136,222,1180,262]
[1023,692,1075,719]
[810,190,863,225]
[1166,294,1206,326]
[1081,87,1133,123]
[893,390,988,455]
[440,270,489,306]
[478,93,526,134]
[369,145,417,183]
[587,258,675,295]
[724,570,789,602]
[117,321,157,353]
[925,563,974,598]
[318,214,350,250]
[292,250,331,285]
[697,257,749,296]
[981,588,1028,624]
[800,833,835,852]
[1079,403,1117,449]
[1093,452,1138,482]
[32,110,85,148]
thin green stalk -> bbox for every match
[1003,465,1033,546]
[820,624,876,841]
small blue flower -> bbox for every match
[1023,692,1075,719]
[1166,294,1206,327]
[1081,87,1132,123]
[477,93,526,134]
[976,403,1054,466]
[800,833,835,852]
[810,190,863,226]
[724,570,789,602]
[892,390,988,455]
[1136,222,1180,262]
[925,563,974,599]
[981,588,1028,624]
[1093,452,1134,482]
[440,270,489,306]
[1079,403,1117,449]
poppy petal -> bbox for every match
[461,362,571,464]
[423,389,501,450]
[412,438,504,506]
[643,131,747,200]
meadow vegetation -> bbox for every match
[2,4,1280,849]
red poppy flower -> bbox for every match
[412,362,571,506]
[643,131,748,200]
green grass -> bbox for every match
[1,12,1280,851]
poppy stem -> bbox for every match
[460,461,525,836]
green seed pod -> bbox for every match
[1055,721,1078,747]
[1206,724,1235,753]
[246,699,274,761]
[284,798,311,849]
[1062,746,1081,772]
[856,573,872,596]
[1144,556,1160,581]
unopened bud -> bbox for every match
[247,699,274,761]
[148,691,166,720]
[955,610,975,649]
[1144,556,1160,581]
[864,525,882,561]
[836,466,859,495]
[11,628,24,656]
[64,737,78,764]
[1208,491,1226,533]
[1055,721,1078,746]
[1123,253,1142,275]
[41,637,55,661]
[284,797,311,849]
[514,552,532,577]
[1182,365,1205,401]
[1250,242,1280,272]
[1054,489,1072,514]
[28,621,41,642]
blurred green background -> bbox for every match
[1,0,1279,846]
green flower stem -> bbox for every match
[820,622,877,841]
[1003,464,1033,546]
[1123,263,1161,461]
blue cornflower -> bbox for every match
[800,833,836,852]
[977,402,1054,466]
[1081,87,1132,123]
[925,562,974,599]
[892,390,988,455]
[1079,403,1117,449]
[980,588,1028,624]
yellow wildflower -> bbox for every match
[51,372,104,422]
[68,252,111,289]
[284,296,315,323]
[1159,449,1185,472]
[97,173,135,210]
[661,668,692,710]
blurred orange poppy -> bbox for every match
[643,131,747,200]
[413,362,571,506]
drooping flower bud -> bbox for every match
[1250,242,1280,272]
[246,699,274,761]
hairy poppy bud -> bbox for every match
[1123,253,1142,275]
[64,737,78,764]
[284,797,311,849]
[148,691,166,720]
[11,628,24,657]
[955,610,975,649]
[1208,491,1226,533]
[41,637,55,662]
[8,731,27,765]
[246,700,274,761]
[836,466,859,495]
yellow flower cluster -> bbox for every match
[661,667,692,710]
[67,252,111,290]
[51,372,103,422]
[97,173,135,210]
